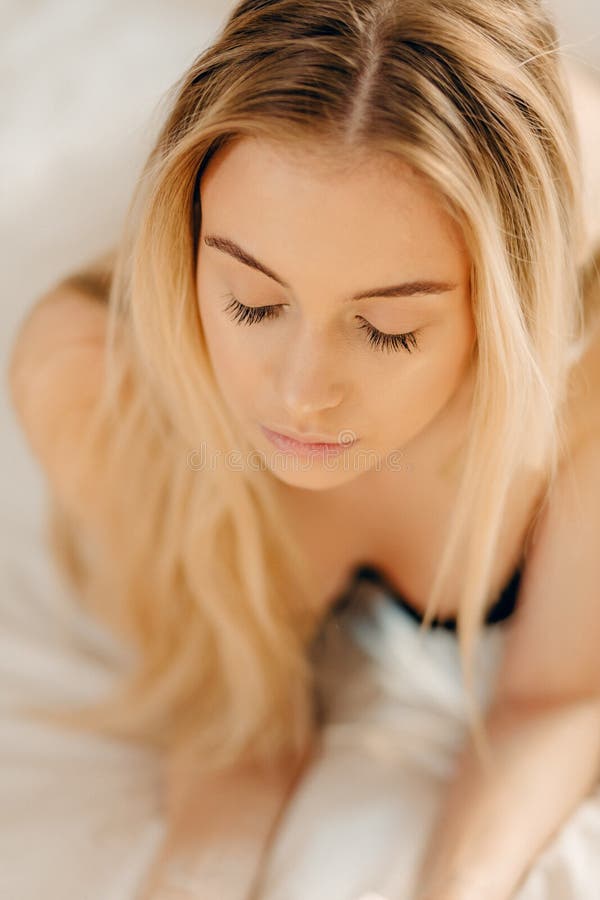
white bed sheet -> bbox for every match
[2,515,600,900]
[3,4,600,898]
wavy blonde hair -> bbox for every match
[27,0,598,773]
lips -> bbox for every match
[260,424,358,452]
[267,425,342,445]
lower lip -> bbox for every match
[260,425,356,456]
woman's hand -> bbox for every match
[138,738,318,900]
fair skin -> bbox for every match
[196,135,476,498]
[195,135,542,620]
[179,136,600,900]
[9,136,600,900]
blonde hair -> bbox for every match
[26,0,599,774]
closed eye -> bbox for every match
[221,293,422,354]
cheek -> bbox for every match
[199,305,261,411]
[377,313,475,438]
[425,310,476,399]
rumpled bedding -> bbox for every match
[3,4,600,898]
[2,515,600,900]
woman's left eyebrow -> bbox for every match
[203,233,458,300]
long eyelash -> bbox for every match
[222,294,421,353]
[356,319,421,353]
[223,294,282,325]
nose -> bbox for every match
[279,325,345,421]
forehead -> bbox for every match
[199,135,467,272]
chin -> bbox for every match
[264,458,367,492]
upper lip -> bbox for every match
[264,424,352,445]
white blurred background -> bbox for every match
[1,0,599,530]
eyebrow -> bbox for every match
[203,234,458,300]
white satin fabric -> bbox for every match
[2,517,600,900]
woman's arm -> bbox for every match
[414,434,600,900]
[414,695,600,900]
[138,740,317,900]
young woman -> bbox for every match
[8,1,600,898]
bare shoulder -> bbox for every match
[8,279,113,538]
[8,279,111,444]
[9,283,107,371]
[8,247,117,406]
[491,427,600,709]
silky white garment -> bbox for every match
[3,514,600,900]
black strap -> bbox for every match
[339,564,521,630]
